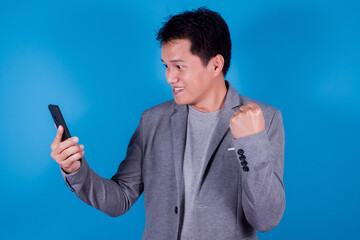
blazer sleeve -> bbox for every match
[233,108,285,232]
[60,120,144,217]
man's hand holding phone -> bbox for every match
[50,125,84,174]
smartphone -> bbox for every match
[48,104,72,141]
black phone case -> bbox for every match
[48,104,72,141]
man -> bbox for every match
[50,7,285,240]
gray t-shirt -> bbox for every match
[181,105,221,239]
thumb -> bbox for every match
[53,125,64,146]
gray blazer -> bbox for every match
[62,81,285,240]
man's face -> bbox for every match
[161,39,215,110]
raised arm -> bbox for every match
[230,103,285,232]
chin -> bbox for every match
[174,97,190,106]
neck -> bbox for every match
[190,79,227,113]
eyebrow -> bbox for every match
[161,59,185,63]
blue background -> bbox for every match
[0,0,359,239]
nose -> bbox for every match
[166,68,179,85]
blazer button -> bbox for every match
[241,160,248,166]
[174,206,178,214]
[239,155,246,161]
[237,149,244,155]
[243,166,249,172]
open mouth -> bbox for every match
[173,87,184,94]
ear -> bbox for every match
[209,54,224,77]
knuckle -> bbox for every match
[250,111,257,117]
[69,153,77,161]
[63,159,73,168]
[62,140,69,148]
[62,162,70,169]
[253,107,261,114]
[59,149,68,160]
[51,142,59,150]
[63,138,72,146]
[230,116,237,123]
[59,161,66,169]
[55,158,62,165]
[62,142,74,152]
[68,153,80,163]
[248,102,257,107]
[67,161,75,169]
[57,143,64,152]
[75,153,82,160]
[65,148,74,158]
[55,155,63,164]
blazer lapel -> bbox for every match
[198,81,241,191]
[170,104,188,201]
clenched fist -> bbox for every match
[50,125,84,174]
[230,102,265,139]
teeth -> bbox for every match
[174,88,184,92]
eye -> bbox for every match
[163,64,169,69]
[177,65,182,69]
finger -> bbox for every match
[51,125,64,150]
[61,151,84,169]
[234,110,241,115]
[246,102,259,109]
[240,105,250,112]
[55,137,79,155]
[247,102,262,115]
[233,110,243,117]
[60,144,84,160]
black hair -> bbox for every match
[156,7,232,76]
